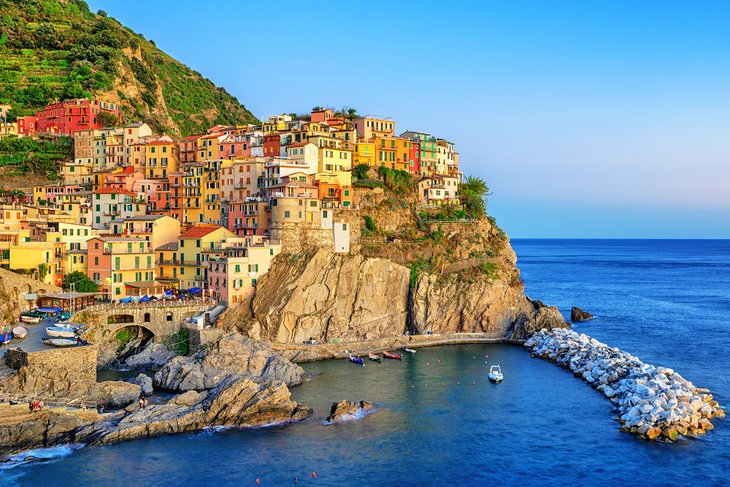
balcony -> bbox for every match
[102,248,150,255]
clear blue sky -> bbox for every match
[88,0,730,238]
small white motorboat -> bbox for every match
[46,326,77,338]
[402,347,416,354]
[42,337,77,347]
[12,326,27,339]
[488,365,504,383]
[368,352,382,363]
[20,314,42,324]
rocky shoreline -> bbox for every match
[525,328,725,441]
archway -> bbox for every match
[111,324,156,364]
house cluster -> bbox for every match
[0,99,121,138]
[0,102,462,302]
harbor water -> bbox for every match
[3,239,729,486]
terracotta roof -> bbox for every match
[113,166,137,174]
[288,142,314,148]
[92,187,136,196]
[147,140,174,146]
[179,224,224,239]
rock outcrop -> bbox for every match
[76,377,311,446]
[122,342,177,370]
[88,381,142,410]
[154,333,304,392]
[131,374,153,396]
[571,306,594,322]
[526,328,725,441]
[0,377,311,456]
[326,400,374,423]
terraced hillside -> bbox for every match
[0,0,258,136]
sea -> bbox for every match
[3,239,729,486]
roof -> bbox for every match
[39,292,100,299]
[121,215,169,221]
[155,242,179,251]
[179,224,224,239]
[288,142,315,148]
[147,140,174,146]
[114,166,137,175]
[92,187,136,196]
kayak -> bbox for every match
[368,352,381,363]
[383,351,401,360]
[349,355,364,366]
[12,326,27,339]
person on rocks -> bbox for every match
[28,400,33,413]
[139,395,146,410]
[38,400,44,412]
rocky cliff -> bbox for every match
[223,187,566,343]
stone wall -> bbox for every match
[187,326,224,350]
[3,344,98,398]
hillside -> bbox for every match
[0,0,258,136]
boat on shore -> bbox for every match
[20,312,43,324]
[488,365,503,383]
[0,331,12,344]
[349,355,364,366]
[41,337,77,347]
[368,352,382,363]
[46,326,77,338]
[402,347,416,353]
[12,326,27,339]
[383,351,401,360]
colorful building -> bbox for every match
[33,99,121,136]
[87,236,156,299]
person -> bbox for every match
[28,400,33,413]
[139,394,146,410]
[143,397,149,409]
[38,400,44,411]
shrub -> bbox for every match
[363,215,377,232]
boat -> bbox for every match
[349,355,364,365]
[368,352,382,363]
[20,312,43,324]
[383,351,402,360]
[41,338,77,347]
[56,311,72,322]
[12,326,27,339]
[488,365,504,383]
[0,331,12,344]
[45,326,77,338]
[402,347,417,353]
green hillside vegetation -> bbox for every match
[0,0,258,135]
[0,136,71,179]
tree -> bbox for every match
[311,106,324,112]
[97,111,119,127]
[352,163,370,180]
[64,271,99,292]
[459,176,490,219]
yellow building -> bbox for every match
[155,241,180,285]
[87,236,157,298]
[309,135,353,173]
[177,224,235,290]
[8,241,63,286]
[145,139,179,180]
[354,116,395,140]
[353,141,376,168]
[0,122,18,140]
[110,215,180,250]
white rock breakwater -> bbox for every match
[525,328,725,441]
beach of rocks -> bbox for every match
[525,328,725,441]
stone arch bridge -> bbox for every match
[78,300,216,342]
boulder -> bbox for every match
[571,306,594,322]
[326,400,374,423]
[123,343,177,370]
[89,381,142,409]
[646,427,662,440]
[154,334,304,392]
[131,374,153,396]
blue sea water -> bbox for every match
[3,239,730,486]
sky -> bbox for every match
[88,0,730,238]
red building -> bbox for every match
[16,116,37,136]
[32,99,122,136]
[408,140,421,174]
[263,133,280,158]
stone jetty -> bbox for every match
[525,328,724,441]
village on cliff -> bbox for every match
[0,99,462,303]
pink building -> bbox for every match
[106,167,144,192]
